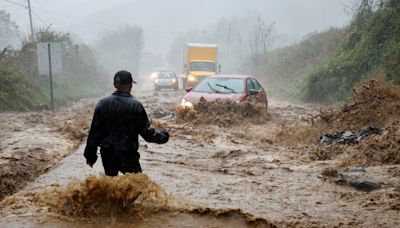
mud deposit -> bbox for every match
[276,80,400,166]
[1,80,400,227]
[0,100,94,200]
[176,97,271,127]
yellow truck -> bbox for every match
[182,43,220,87]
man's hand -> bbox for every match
[86,155,98,168]
[158,129,169,144]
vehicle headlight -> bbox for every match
[188,75,196,81]
[154,78,160,83]
[172,78,177,83]
[181,98,193,108]
[150,73,158,80]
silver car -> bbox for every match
[154,71,179,91]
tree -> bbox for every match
[95,25,144,76]
[0,10,20,49]
[167,13,276,74]
[248,16,275,70]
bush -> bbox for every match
[305,0,400,104]
[0,28,109,111]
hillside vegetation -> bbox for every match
[305,0,400,104]
[257,27,346,102]
[258,0,399,104]
[0,29,109,111]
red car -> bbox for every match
[180,74,268,109]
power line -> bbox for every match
[30,8,47,27]
[3,0,26,8]
[28,1,113,28]
[0,4,17,9]
[31,0,67,30]
[12,6,24,21]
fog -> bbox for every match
[3,0,356,75]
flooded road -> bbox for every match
[0,83,399,227]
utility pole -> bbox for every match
[27,0,34,38]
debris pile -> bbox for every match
[176,97,270,127]
[320,167,382,192]
[310,80,400,165]
[318,80,400,129]
[319,126,381,145]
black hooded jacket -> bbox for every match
[84,91,168,163]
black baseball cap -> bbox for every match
[114,70,137,85]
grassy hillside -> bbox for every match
[0,61,47,111]
[257,27,346,102]
[305,0,400,104]
[257,0,399,105]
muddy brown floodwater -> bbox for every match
[0,81,399,227]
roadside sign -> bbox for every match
[37,42,62,75]
[37,42,63,111]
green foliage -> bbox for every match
[255,27,346,102]
[305,0,400,104]
[0,59,47,111]
[0,27,109,111]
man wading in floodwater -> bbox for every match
[84,70,169,176]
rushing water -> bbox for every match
[1,87,398,227]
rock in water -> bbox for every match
[351,177,381,192]
[350,167,366,173]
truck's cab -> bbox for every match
[182,43,220,88]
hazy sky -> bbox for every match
[2,0,355,53]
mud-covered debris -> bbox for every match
[158,113,174,120]
[148,109,171,119]
[335,175,347,185]
[321,167,339,177]
[321,169,381,190]
[350,167,366,173]
[319,126,380,146]
[318,80,400,129]
[351,177,381,192]
[175,97,270,127]
[395,186,400,192]
[320,168,347,185]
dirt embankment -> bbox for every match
[274,80,400,166]
[0,100,95,200]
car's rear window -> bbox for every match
[194,78,244,93]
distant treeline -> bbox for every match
[257,0,400,104]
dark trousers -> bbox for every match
[100,149,142,176]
